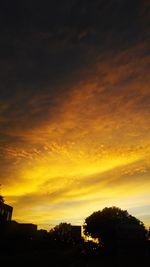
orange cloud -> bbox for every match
[1,40,150,228]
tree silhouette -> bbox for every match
[84,206,147,248]
[49,222,72,243]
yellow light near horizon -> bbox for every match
[3,145,143,198]
[1,40,150,228]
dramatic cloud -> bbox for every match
[0,0,150,228]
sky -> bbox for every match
[0,0,150,229]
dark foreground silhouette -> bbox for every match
[0,236,149,267]
[0,222,149,267]
[0,206,149,266]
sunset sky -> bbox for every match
[0,0,150,229]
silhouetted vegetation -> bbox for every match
[49,222,83,245]
[49,222,72,242]
[84,206,147,249]
[0,206,149,266]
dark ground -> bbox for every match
[0,240,149,267]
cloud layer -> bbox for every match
[0,0,150,228]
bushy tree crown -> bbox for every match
[84,206,147,247]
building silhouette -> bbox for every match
[10,221,37,238]
[0,202,13,222]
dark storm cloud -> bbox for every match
[0,0,149,144]
[0,0,86,91]
[1,0,148,93]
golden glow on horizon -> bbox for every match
[3,142,145,197]
[1,43,150,228]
